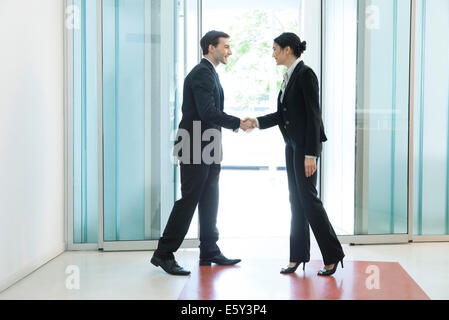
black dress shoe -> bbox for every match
[150,255,191,276]
[200,253,241,266]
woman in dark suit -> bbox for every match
[246,33,345,276]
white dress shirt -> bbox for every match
[255,58,317,159]
[280,57,302,103]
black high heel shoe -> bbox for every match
[280,262,306,274]
[317,259,344,276]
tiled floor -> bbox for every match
[0,238,448,300]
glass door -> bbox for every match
[198,0,411,244]
[99,0,198,251]
[199,0,322,238]
[413,0,449,239]
[322,0,411,244]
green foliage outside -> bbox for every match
[220,9,299,111]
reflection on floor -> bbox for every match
[179,259,429,300]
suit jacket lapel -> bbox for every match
[277,90,282,106]
[201,58,215,73]
[282,61,304,100]
[216,73,224,100]
[201,59,224,109]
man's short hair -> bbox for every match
[200,30,230,55]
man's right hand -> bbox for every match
[240,118,258,132]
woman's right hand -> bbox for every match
[240,118,258,132]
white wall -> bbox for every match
[0,0,65,292]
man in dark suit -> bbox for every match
[245,33,345,276]
[151,31,251,276]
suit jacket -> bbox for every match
[257,61,327,157]
[175,59,240,164]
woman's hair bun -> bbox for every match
[274,33,307,58]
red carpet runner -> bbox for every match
[178,259,429,300]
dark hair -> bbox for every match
[200,30,230,55]
[274,32,307,58]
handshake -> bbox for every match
[239,118,258,132]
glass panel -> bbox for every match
[322,0,357,236]
[323,0,410,235]
[414,0,449,235]
[73,0,98,244]
[102,0,178,241]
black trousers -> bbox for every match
[285,142,344,266]
[155,163,221,260]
